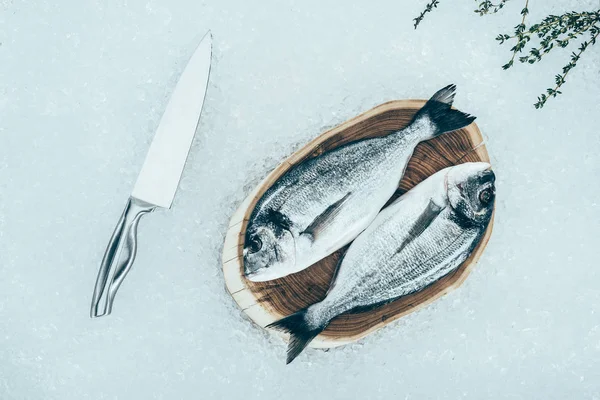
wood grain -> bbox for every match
[222,99,494,348]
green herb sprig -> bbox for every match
[413,0,441,29]
[414,1,600,108]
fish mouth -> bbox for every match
[479,168,496,185]
[244,268,263,282]
[244,263,261,279]
[245,268,273,282]
[245,262,290,282]
[245,270,258,280]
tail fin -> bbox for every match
[266,308,326,364]
[413,84,476,137]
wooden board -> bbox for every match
[222,99,494,348]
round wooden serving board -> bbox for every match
[222,99,494,349]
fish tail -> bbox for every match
[266,307,327,364]
[414,84,476,138]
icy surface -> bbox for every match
[1,0,600,398]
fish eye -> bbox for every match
[478,188,493,205]
[247,236,262,254]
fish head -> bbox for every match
[446,162,495,226]
[243,222,296,282]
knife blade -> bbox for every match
[90,31,213,318]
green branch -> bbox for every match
[414,0,441,29]
[413,1,600,108]
[534,27,600,108]
[499,0,529,70]
[475,0,512,16]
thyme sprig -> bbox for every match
[413,0,441,29]
[413,1,600,108]
[476,0,511,16]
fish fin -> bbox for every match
[301,192,352,241]
[395,200,444,254]
[349,298,398,314]
[414,84,476,137]
[266,308,326,364]
[325,251,347,295]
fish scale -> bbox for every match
[335,203,478,310]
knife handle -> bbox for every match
[90,196,156,318]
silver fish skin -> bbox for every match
[244,84,476,282]
[267,162,496,364]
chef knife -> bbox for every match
[90,31,212,318]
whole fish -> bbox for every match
[267,162,496,364]
[244,85,476,282]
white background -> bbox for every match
[1,0,599,398]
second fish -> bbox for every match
[267,162,496,363]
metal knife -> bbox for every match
[90,31,212,318]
